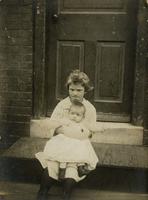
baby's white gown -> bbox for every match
[36,122,98,170]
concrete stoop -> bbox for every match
[1,137,148,169]
[30,118,143,145]
[0,137,148,192]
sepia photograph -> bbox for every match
[0,0,148,199]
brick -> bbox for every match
[5,55,33,68]
[5,99,31,108]
[13,63,33,70]
[0,36,7,46]
[6,30,32,46]
[2,0,23,5]
[0,97,31,107]
[6,12,32,30]
[0,81,32,92]
[0,114,31,123]
[22,54,32,62]
[23,0,33,5]
[0,91,32,100]
[0,106,32,116]
[6,5,33,15]
[0,63,7,69]
[0,69,32,77]
[5,45,32,55]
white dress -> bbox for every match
[36,122,98,170]
[35,97,98,182]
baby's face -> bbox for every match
[69,106,84,123]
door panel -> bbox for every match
[46,0,138,121]
[56,41,84,99]
[60,0,125,11]
[95,42,125,103]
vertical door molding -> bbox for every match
[132,0,148,144]
[33,0,46,118]
[132,0,147,124]
[143,56,148,145]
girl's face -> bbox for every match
[68,83,85,103]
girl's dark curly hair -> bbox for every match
[65,69,93,92]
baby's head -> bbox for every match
[69,101,85,123]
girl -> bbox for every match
[36,70,97,200]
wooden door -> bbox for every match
[46,0,138,122]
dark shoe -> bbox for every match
[62,191,71,200]
[59,168,66,181]
[78,165,91,177]
[62,178,75,200]
[37,190,48,200]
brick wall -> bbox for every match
[0,0,33,147]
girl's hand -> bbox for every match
[53,126,65,136]
[88,131,94,138]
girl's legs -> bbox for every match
[63,178,76,200]
[37,170,76,200]
[59,162,67,180]
[62,164,77,200]
[37,167,56,200]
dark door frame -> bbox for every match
[32,0,148,144]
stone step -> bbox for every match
[0,137,148,191]
[2,137,148,169]
[30,119,143,145]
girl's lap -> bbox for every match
[47,160,86,182]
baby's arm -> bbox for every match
[62,125,91,140]
[53,124,91,140]
[53,125,65,136]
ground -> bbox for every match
[0,181,148,200]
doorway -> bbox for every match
[46,0,138,122]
